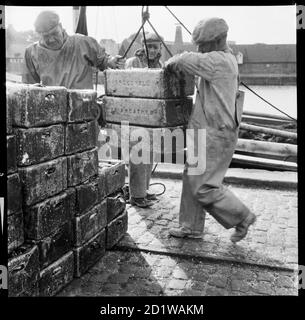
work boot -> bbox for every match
[130,197,154,208]
[230,212,257,243]
[146,192,158,201]
[169,226,203,239]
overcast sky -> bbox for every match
[5,5,297,44]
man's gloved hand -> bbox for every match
[107,55,126,69]
[164,62,181,78]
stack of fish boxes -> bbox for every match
[102,69,195,161]
[7,83,74,297]
[98,160,127,250]
[7,89,39,297]
[6,84,117,296]
[7,85,71,296]
[6,83,129,296]
[66,90,107,279]
[7,97,24,256]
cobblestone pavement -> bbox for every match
[59,250,298,296]
[119,178,298,269]
[59,178,298,296]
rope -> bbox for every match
[122,182,166,200]
[141,7,151,68]
[240,81,297,122]
[122,18,148,59]
[165,6,192,35]
[146,19,173,58]
[149,182,166,196]
[163,6,297,122]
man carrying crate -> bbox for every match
[165,18,257,243]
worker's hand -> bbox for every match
[164,63,181,78]
[108,55,126,69]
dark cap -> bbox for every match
[34,11,60,33]
[192,17,228,45]
[141,32,164,44]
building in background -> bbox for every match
[161,25,296,85]
[6,23,296,86]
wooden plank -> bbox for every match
[232,154,297,172]
[236,138,297,160]
[243,110,293,121]
[241,115,292,126]
[239,123,297,139]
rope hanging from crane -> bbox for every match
[141,6,151,68]
[122,6,174,59]
[164,6,297,122]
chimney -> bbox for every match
[174,24,183,46]
[174,24,183,54]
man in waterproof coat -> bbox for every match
[165,18,256,243]
[23,10,125,89]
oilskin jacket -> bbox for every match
[22,31,110,89]
[125,48,163,69]
[165,49,250,231]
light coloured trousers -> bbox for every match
[129,162,153,198]
[179,126,251,231]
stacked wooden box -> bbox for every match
[65,90,105,280]
[102,69,195,160]
[7,84,75,297]
[98,160,127,250]
[6,83,127,296]
[7,95,24,256]
[7,87,38,297]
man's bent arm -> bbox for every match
[165,51,215,81]
[83,36,110,71]
[22,47,40,84]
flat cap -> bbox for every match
[141,32,164,44]
[34,11,60,33]
[192,18,228,44]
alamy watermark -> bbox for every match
[98,122,207,175]
[297,5,305,29]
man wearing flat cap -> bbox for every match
[124,32,164,208]
[165,18,257,243]
[125,32,164,69]
[22,10,125,89]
